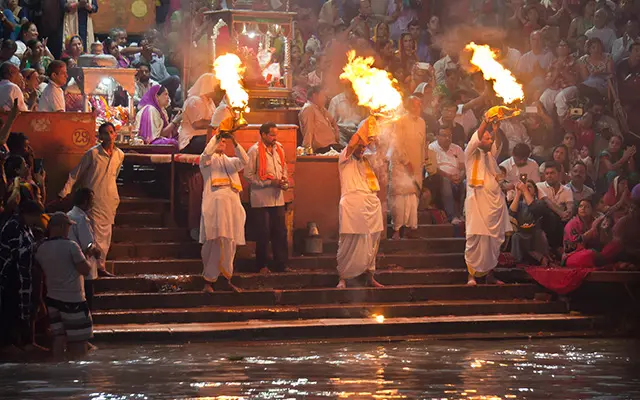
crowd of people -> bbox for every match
[2,0,640,359]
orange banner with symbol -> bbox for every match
[0,112,97,201]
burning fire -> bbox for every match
[340,50,402,114]
[213,53,249,110]
[372,314,385,323]
[465,42,524,104]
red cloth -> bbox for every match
[525,266,594,294]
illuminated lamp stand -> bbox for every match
[80,67,137,121]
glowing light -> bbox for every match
[372,314,385,323]
[213,53,249,109]
[465,42,524,104]
[340,50,402,114]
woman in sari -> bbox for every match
[596,135,637,193]
[103,37,129,68]
[61,35,84,62]
[563,197,620,268]
[135,85,181,147]
[509,180,550,265]
[2,0,27,41]
[391,32,417,84]
[20,68,40,110]
[602,175,631,223]
[61,0,97,50]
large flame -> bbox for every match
[340,50,402,114]
[213,53,249,109]
[465,42,524,104]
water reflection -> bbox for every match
[0,339,639,399]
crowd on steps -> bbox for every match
[1,0,640,360]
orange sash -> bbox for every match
[258,141,286,181]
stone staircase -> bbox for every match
[93,198,603,342]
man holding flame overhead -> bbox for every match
[464,106,514,286]
[336,116,384,289]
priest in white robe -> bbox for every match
[337,116,384,289]
[199,129,248,293]
[464,109,513,285]
[388,96,427,239]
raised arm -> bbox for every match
[0,99,20,146]
[231,137,249,171]
[59,151,91,198]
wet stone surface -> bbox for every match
[1,338,639,399]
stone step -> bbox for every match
[118,197,170,213]
[93,269,529,293]
[112,228,191,243]
[93,284,540,310]
[115,211,165,228]
[92,313,600,342]
[107,238,466,261]
[385,224,456,238]
[91,299,567,325]
[107,253,466,275]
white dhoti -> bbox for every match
[337,231,382,280]
[465,234,503,277]
[390,193,418,231]
[202,237,237,282]
[90,218,113,272]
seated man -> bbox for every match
[299,86,342,153]
[429,124,466,224]
[328,85,366,144]
[565,160,595,203]
[536,161,574,253]
[499,143,540,199]
[438,100,466,148]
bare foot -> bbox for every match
[336,279,346,289]
[391,230,401,240]
[203,283,215,293]
[467,275,477,286]
[227,281,242,293]
[260,267,271,274]
[367,273,384,288]
[486,273,504,285]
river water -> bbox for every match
[1,338,639,399]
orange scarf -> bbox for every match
[258,140,286,181]
[362,156,380,192]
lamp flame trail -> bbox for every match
[213,53,249,109]
[465,42,524,104]
[339,50,402,114]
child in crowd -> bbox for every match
[90,42,103,56]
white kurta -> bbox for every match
[337,148,384,280]
[388,114,427,231]
[199,140,248,281]
[60,144,124,270]
[464,132,512,277]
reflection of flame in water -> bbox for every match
[340,51,402,114]
[465,42,524,104]
[213,53,249,109]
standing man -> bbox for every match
[60,122,124,277]
[299,86,341,153]
[464,108,513,286]
[245,122,289,274]
[388,96,427,239]
[336,116,384,289]
[199,131,248,293]
[67,188,101,310]
[38,60,67,112]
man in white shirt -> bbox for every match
[565,160,594,203]
[585,9,617,53]
[328,86,365,143]
[244,122,289,273]
[38,60,67,112]
[516,31,555,93]
[0,62,27,112]
[299,86,341,152]
[35,212,92,359]
[429,124,466,224]
[60,123,124,275]
[499,143,540,193]
[336,117,384,289]
[536,161,574,251]
[67,188,102,311]
[612,19,640,64]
